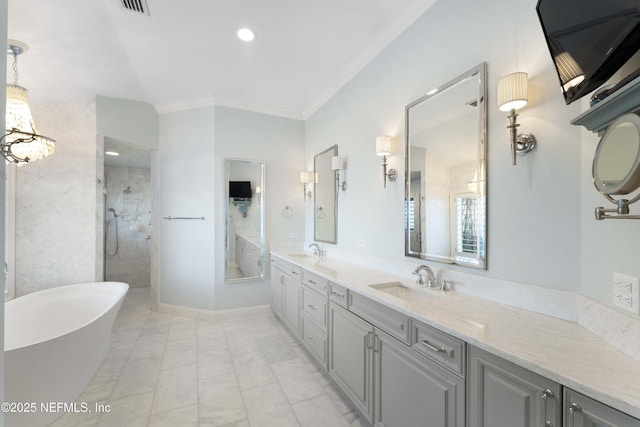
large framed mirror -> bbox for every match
[226,159,265,281]
[405,62,487,269]
[314,145,338,243]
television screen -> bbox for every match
[229,181,252,198]
[537,0,640,104]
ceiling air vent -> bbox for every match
[119,0,150,16]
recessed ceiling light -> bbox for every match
[105,151,120,156]
[237,28,255,42]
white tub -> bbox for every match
[4,282,129,426]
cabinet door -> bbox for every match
[564,388,640,427]
[270,267,284,318]
[468,345,561,427]
[283,278,302,338]
[328,302,374,423]
[374,329,465,427]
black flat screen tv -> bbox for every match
[229,181,252,199]
[536,0,640,104]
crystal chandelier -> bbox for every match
[3,41,55,164]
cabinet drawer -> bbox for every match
[302,286,328,331]
[411,319,465,377]
[329,282,348,308]
[348,292,410,344]
[302,317,328,369]
[275,257,302,279]
[302,270,328,295]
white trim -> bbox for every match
[154,95,215,115]
[301,0,440,119]
[158,302,271,321]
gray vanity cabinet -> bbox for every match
[375,328,465,427]
[328,302,375,423]
[270,258,303,338]
[564,388,640,426]
[467,345,561,427]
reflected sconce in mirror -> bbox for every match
[497,72,536,165]
[331,156,347,192]
[375,135,397,188]
[300,171,313,202]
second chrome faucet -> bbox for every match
[413,264,436,288]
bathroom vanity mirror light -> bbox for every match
[593,113,640,220]
[225,159,266,281]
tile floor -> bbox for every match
[52,288,367,427]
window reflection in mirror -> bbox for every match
[314,145,338,243]
[226,159,265,282]
[405,63,487,269]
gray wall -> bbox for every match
[305,0,584,293]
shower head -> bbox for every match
[123,187,132,195]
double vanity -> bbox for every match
[270,249,640,427]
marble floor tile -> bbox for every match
[292,394,352,427]
[242,382,301,427]
[232,350,277,391]
[198,373,247,425]
[271,358,325,404]
[72,288,358,427]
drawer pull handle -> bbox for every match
[292,270,300,276]
[308,336,317,344]
[308,304,317,310]
[308,279,317,284]
[400,323,405,331]
[331,291,345,299]
[421,339,446,353]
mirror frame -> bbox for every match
[404,62,488,269]
[225,159,266,283]
[593,113,640,197]
[314,145,338,244]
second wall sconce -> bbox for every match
[497,72,537,166]
[331,156,347,192]
[376,135,397,188]
[300,171,313,202]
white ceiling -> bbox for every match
[8,0,439,120]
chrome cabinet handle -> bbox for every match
[399,323,405,331]
[308,336,317,344]
[568,402,581,427]
[308,279,316,284]
[330,291,345,299]
[421,339,446,353]
[308,304,316,310]
[541,389,554,427]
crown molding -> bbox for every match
[154,95,215,114]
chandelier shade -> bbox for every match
[3,41,56,164]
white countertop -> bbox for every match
[271,250,640,419]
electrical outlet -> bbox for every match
[612,272,640,314]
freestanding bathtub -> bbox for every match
[5,281,129,426]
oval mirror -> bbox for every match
[593,113,640,196]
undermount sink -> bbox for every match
[286,253,314,259]
[369,282,442,299]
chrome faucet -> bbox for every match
[308,243,327,258]
[413,264,436,288]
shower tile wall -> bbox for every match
[105,165,151,288]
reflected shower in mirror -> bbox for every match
[226,159,265,281]
[314,145,338,243]
[405,63,487,269]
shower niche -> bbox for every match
[103,138,152,288]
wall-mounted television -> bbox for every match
[229,181,252,199]
[536,0,640,105]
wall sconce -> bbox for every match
[375,135,397,188]
[497,72,536,165]
[300,171,313,201]
[331,156,347,192]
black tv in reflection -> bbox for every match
[536,0,640,105]
[229,181,252,199]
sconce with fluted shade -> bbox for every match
[300,171,312,201]
[331,156,347,192]
[497,72,536,165]
[376,135,397,188]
